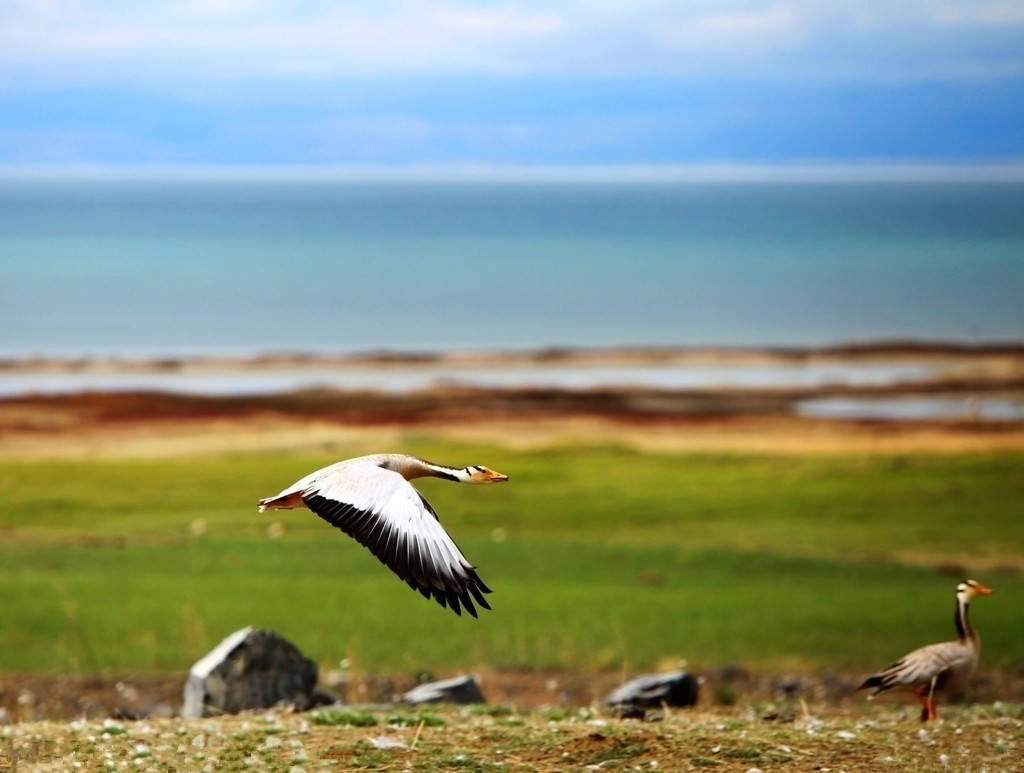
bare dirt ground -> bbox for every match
[6,665,1024,724]
[3,696,1023,772]
[3,662,1024,771]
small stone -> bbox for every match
[604,671,699,714]
[368,736,407,749]
[402,675,486,705]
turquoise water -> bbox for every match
[1,176,1022,358]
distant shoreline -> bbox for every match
[6,161,1024,183]
[3,340,1023,375]
[2,340,1022,430]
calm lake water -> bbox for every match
[2,174,1021,419]
[2,175,1022,359]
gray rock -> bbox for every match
[605,671,699,714]
[182,627,320,718]
[401,675,486,705]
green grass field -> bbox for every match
[1,440,1022,677]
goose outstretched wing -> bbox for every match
[299,460,491,617]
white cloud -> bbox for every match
[931,2,1024,26]
[0,0,1021,87]
[652,6,805,53]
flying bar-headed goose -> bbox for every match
[858,579,993,721]
[258,454,508,617]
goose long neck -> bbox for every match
[955,595,974,644]
[426,463,475,482]
[395,456,472,482]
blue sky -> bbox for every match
[2,1,1023,168]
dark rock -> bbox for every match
[401,675,486,705]
[182,627,319,719]
[773,675,811,699]
[604,671,699,714]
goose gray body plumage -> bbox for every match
[858,579,993,720]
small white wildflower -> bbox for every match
[939,753,950,766]
[836,730,857,741]
[192,735,206,748]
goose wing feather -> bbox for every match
[863,641,973,693]
[296,459,491,617]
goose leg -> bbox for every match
[913,685,931,722]
[926,677,939,722]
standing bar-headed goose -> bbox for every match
[258,454,508,617]
[858,579,994,721]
